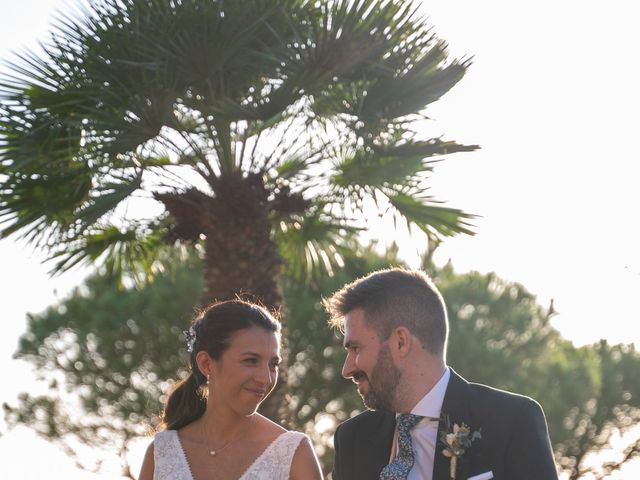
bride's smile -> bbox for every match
[207,326,281,415]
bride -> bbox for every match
[138,300,323,480]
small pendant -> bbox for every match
[209,450,216,457]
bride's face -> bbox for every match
[209,326,281,415]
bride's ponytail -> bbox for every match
[162,372,207,430]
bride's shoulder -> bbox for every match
[254,413,295,435]
[253,415,307,444]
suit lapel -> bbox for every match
[433,369,474,480]
[355,410,396,479]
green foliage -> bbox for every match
[438,265,562,394]
[552,342,640,479]
[4,249,202,475]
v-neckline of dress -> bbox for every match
[173,429,289,480]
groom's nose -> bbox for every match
[342,352,355,379]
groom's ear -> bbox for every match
[392,326,412,358]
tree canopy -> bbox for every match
[5,251,639,478]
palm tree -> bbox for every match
[1,0,477,305]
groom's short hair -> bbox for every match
[324,267,448,356]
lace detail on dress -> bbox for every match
[240,431,306,480]
[152,429,306,480]
[153,430,193,480]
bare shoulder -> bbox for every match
[290,436,322,480]
[253,413,289,436]
[137,440,155,480]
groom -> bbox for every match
[324,268,558,480]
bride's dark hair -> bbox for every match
[161,299,281,430]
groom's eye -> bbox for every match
[345,341,361,355]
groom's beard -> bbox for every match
[356,343,402,411]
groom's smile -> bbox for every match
[341,308,401,411]
[351,371,369,392]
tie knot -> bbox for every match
[396,413,423,434]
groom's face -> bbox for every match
[342,308,401,411]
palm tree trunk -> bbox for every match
[201,213,282,308]
[201,173,292,425]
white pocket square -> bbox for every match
[468,472,494,480]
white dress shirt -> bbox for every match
[393,367,451,480]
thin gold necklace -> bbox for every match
[203,415,254,457]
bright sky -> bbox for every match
[1,0,639,478]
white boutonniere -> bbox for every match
[440,415,482,480]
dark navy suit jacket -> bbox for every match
[332,369,558,480]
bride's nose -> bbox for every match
[255,362,275,385]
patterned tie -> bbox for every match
[379,413,424,480]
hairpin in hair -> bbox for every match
[184,326,197,353]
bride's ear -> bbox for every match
[195,350,214,379]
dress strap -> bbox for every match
[239,430,307,479]
[153,430,193,480]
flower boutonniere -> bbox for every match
[439,415,482,480]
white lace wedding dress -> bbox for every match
[152,429,306,480]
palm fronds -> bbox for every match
[1,0,479,286]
